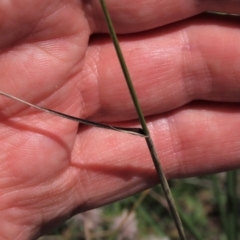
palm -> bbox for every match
[1,2,156,237]
[0,1,101,236]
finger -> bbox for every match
[71,102,240,209]
[87,0,240,33]
[81,14,240,122]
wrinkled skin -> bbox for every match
[0,0,240,239]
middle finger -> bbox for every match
[81,14,240,121]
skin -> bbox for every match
[0,0,240,239]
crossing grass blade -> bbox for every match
[0,91,145,137]
[99,0,187,239]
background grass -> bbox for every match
[38,171,239,240]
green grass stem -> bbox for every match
[99,1,186,239]
[211,174,228,237]
[226,170,238,240]
[178,207,203,240]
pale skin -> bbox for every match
[0,0,240,239]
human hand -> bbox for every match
[1,1,240,239]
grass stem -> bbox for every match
[211,174,228,236]
[99,1,186,239]
[226,170,238,240]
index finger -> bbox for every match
[85,0,240,33]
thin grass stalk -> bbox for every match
[99,1,186,239]
[0,91,145,137]
[211,174,228,236]
[138,205,164,237]
[177,206,203,240]
[226,170,238,240]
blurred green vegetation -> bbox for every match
[39,171,239,240]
